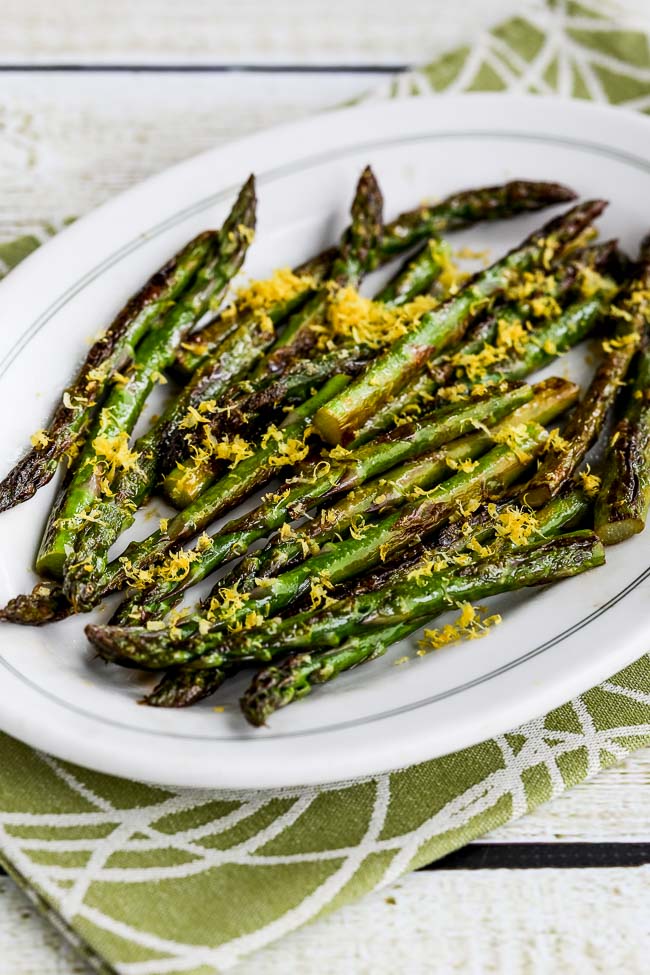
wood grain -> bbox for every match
[2,865,649,975]
[0,0,517,65]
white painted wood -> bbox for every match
[0,73,376,242]
[2,866,650,975]
[1,0,650,969]
[0,0,518,65]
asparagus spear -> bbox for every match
[523,245,650,507]
[240,531,605,725]
[67,376,350,611]
[144,668,231,708]
[313,201,606,445]
[595,334,650,543]
[170,248,336,381]
[230,377,578,586]
[110,382,534,624]
[49,171,383,600]
[0,228,220,513]
[170,179,575,381]
[159,166,385,507]
[203,488,593,663]
[36,179,257,578]
[250,165,384,380]
[162,234,447,508]
[343,482,591,600]
[379,180,576,255]
[142,482,591,704]
[348,240,620,446]
[0,580,71,626]
[86,418,552,669]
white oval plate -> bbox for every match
[1,94,650,789]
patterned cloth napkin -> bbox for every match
[2,3,650,973]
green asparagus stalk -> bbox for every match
[170,248,336,381]
[162,234,448,508]
[313,201,607,445]
[345,482,591,599]
[159,166,385,507]
[142,482,591,704]
[231,377,579,586]
[240,531,605,725]
[523,247,650,507]
[170,179,576,380]
[213,489,594,663]
[0,229,221,513]
[595,334,650,543]
[36,179,257,579]
[348,240,620,446]
[110,382,534,624]
[143,668,231,708]
[42,168,384,599]
[86,418,552,669]
[67,376,350,611]
[0,580,71,626]
[379,180,576,255]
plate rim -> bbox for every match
[1,92,649,788]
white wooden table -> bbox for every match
[1,2,649,972]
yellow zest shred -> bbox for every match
[86,362,110,386]
[454,245,490,264]
[309,573,335,609]
[211,434,254,469]
[576,265,607,299]
[92,431,140,481]
[609,305,634,323]
[237,223,255,244]
[417,602,502,655]
[179,405,208,430]
[602,332,638,353]
[494,507,539,546]
[456,497,481,518]
[265,427,309,468]
[233,267,316,315]
[530,295,561,320]
[544,427,570,453]
[279,522,294,541]
[492,423,535,463]
[577,466,601,498]
[468,535,493,558]
[438,383,470,403]
[111,371,131,387]
[328,444,352,461]
[348,516,368,540]
[30,429,50,449]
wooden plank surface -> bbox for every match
[2,864,649,975]
[0,0,517,65]
[1,2,650,972]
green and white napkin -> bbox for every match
[1,3,650,973]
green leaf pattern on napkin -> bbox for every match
[1,3,650,973]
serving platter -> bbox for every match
[1,93,649,789]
